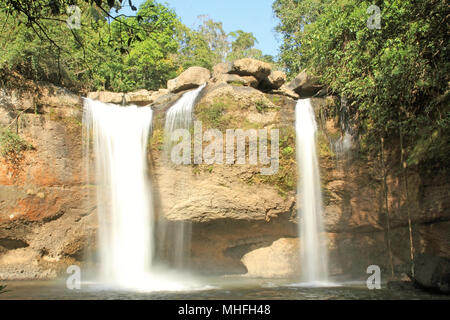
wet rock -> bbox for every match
[411,254,450,293]
[87,91,124,104]
[387,280,416,291]
[124,89,153,105]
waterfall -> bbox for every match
[164,83,206,147]
[83,98,195,291]
[83,99,154,288]
[157,84,205,269]
[295,98,329,284]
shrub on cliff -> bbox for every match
[0,128,32,164]
[0,284,6,294]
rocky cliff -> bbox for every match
[0,60,449,285]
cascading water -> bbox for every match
[164,83,206,146]
[295,98,329,284]
[83,98,193,291]
[157,84,206,269]
[83,99,154,288]
[332,95,353,158]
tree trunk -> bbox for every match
[381,137,394,278]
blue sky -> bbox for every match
[116,0,280,57]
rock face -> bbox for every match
[411,254,450,293]
[230,58,272,80]
[214,73,259,88]
[87,89,170,106]
[87,91,124,104]
[0,83,96,279]
[259,70,287,91]
[241,238,300,278]
[212,63,232,79]
[212,61,286,92]
[270,84,300,100]
[286,69,323,97]
[1,59,449,284]
[167,66,211,93]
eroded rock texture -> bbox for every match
[0,71,448,283]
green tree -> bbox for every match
[176,16,230,69]
[196,16,229,65]
[273,0,331,76]
[275,0,450,169]
[227,30,273,62]
[100,0,180,91]
[0,0,181,92]
[0,3,110,91]
[176,16,274,70]
[175,21,217,70]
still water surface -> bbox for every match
[1,276,448,300]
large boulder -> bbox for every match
[0,83,81,114]
[87,91,124,104]
[125,89,170,106]
[230,58,272,80]
[286,69,322,97]
[270,84,300,100]
[87,89,171,106]
[215,74,259,88]
[411,254,450,293]
[241,238,300,278]
[167,66,211,93]
[37,84,81,109]
[124,89,153,105]
[259,70,287,91]
[212,62,232,79]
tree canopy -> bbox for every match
[0,0,272,92]
[274,0,450,170]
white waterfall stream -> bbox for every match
[295,98,329,284]
[158,84,205,268]
[83,98,195,291]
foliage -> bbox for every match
[101,1,180,91]
[196,101,228,130]
[1,2,274,92]
[175,17,228,70]
[0,1,182,92]
[255,100,269,113]
[175,17,274,71]
[255,126,297,196]
[0,284,6,294]
[273,0,332,77]
[227,30,273,63]
[274,0,450,170]
[0,127,32,163]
